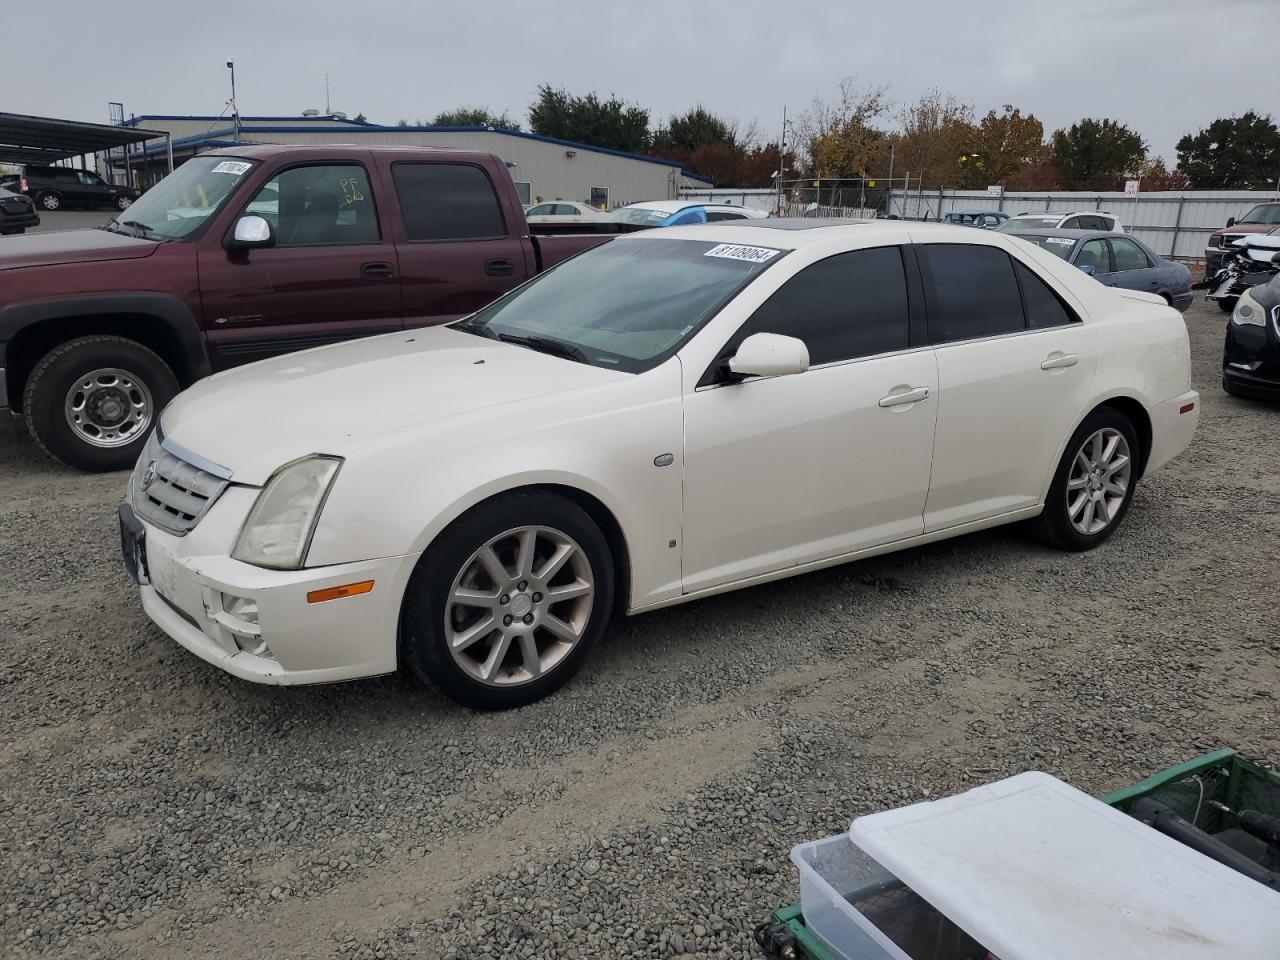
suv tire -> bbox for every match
[23,336,179,472]
[37,191,62,212]
[1031,407,1140,552]
[400,490,615,710]
[114,195,133,211]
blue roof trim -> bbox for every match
[124,115,716,182]
[125,114,371,126]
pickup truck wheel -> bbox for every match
[400,491,614,710]
[1031,408,1139,552]
[114,195,133,211]
[23,336,179,472]
[37,191,62,211]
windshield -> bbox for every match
[108,156,258,239]
[455,237,786,373]
[605,205,679,227]
[1018,235,1078,260]
[996,216,1062,234]
[1238,204,1280,226]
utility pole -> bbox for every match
[325,74,331,115]
[226,59,240,141]
[887,142,895,218]
[774,104,787,217]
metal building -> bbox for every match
[116,115,712,207]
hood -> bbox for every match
[0,228,158,270]
[161,326,631,484]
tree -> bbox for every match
[894,91,979,188]
[1051,118,1147,190]
[1176,112,1280,189]
[432,106,521,130]
[1137,158,1190,191]
[652,106,741,155]
[733,142,796,188]
[798,79,891,179]
[971,105,1048,186]
[528,85,649,152]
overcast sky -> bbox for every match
[2,0,1267,163]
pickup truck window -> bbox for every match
[246,164,379,246]
[105,155,257,239]
[392,162,507,242]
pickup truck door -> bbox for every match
[197,158,403,369]
[381,159,534,328]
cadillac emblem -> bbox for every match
[140,461,158,491]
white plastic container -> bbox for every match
[790,834,979,960]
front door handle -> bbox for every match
[878,386,930,408]
[1041,352,1080,371]
[485,258,515,277]
[361,261,394,281]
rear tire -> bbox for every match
[1032,407,1140,552]
[37,191,62,212]
[400,490,615,710]
[1216,297,1235,313]
[23,336,179,472]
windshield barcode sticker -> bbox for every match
[704,244,781,263]
[1044,238,1075,246]
[211,161,252,176]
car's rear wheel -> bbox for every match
[23,336,179,472]
[37,191,62,211]
[1032,408,1140,551]
[114,195,133,211]
[400,491,614,710]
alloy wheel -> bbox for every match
[445,525,594,686]
[63,367,154,448]
[1067,427,1131,535]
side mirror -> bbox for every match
[1226,217,1236,228]
[226,215,274,251]
[728,333,810,380]
[1078,263,1096,276]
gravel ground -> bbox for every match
[2,297,1277,960]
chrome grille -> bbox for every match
[130,431,230,536]
[1220,234,1244,249]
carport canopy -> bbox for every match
[0,112,164,166]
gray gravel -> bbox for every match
[2,297,1278,959]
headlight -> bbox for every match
[232,456,342,570]
[1232,290,1265,327]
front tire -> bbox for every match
[114,195,133,211]
[1032,408,1140,551]
[400,490,615,710]
[22,336,179,472]
[37,191,62,212]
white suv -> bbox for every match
[997,211,1124,234]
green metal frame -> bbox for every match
[776,748,1279,959]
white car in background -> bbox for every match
[523,201,604,225]
[998,210,1124,234]
[120,221,1199,710]
[606,199,769,227]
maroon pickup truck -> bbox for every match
[0,145,610,470]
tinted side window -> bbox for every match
[1110,237,1150,271]
[526,204,554,216]
[919,244,1024,343]
[706,211,749,222]
[393,163,507,241]
[248,164,379,246]
[1014,261,1076,329]
[743,247,910,365]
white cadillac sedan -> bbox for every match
[119,221,1200,709]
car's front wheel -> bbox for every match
[22,336,179,471]
[400,490,615,710]
[1033,407,1140,551]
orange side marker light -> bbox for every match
[307,580,374,604]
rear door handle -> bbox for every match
[878,386,930,408]
[361,261,394,281]
[485,258,515,277]
[1041,352,1080,371]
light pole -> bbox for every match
[226,59,240,141]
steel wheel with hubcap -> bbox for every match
[1066,427,1131,535]
[1033,407,1140,551]
[401,490,615,710]
[64,367,154,449]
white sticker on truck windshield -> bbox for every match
[211,161,252,176]
[704,243,781,264]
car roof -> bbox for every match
[1008,210,1113,220]
[949,209,1005,216]
[624,218,1020,251]
[624,199,754,213]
